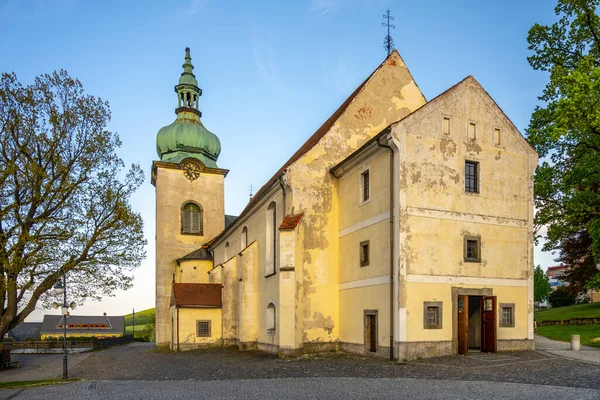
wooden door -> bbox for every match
[481,296,497,353]
[457,295,469,356]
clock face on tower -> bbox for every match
[182,161,201,181]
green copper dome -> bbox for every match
[156,48,221,168]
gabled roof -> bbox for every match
[8,322,42,341]
[332,75,538,171]
[392,75,536,154]
[40,315,124,335]
[225,214,237,229]
[209,49,416,247]
[278,213,303,231]
[170,283,222,308]
[177,247,213,262]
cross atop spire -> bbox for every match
[382,8,395,56]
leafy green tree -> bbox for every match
[548,286,577,307]
[527,1,600,262]
[0,70,146,338]
[586,273,600,290]
[534,265,552,304]
[555,229,599,295]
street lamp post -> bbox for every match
[54,270,68,379]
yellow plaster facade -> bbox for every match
[153,50,537,360]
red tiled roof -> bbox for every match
[278,213,303,231]
[170,283,222,308]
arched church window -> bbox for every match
[241,226,248,251]
[266,303,276,331]
[225,242,230,260]
[265,202,277,276]
[182,202,203,235]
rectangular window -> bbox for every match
[423,301,443,329]
[464,236,481,263]
[196,320,211,337]
[360,241,370,267]
[468,122,477,140]
[500,303,515,327]
[361,170,370,202]
[465,161,479,193]
[493,128,501,146]
[443,117,451,135]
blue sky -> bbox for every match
[0,0,558,320]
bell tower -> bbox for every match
[151,48,228,347]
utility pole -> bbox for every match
[132,308,135,339]
[382,8,395,55]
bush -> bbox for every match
[548,286,577,308]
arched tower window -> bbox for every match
[241,226,248,251]
[266,202,277,276]
[266,303,276,331]
[181,202,203,235]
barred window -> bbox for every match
[464,236,481,263]
[500,304,515,327]
[423,302,443,329]
[197,320,211,337]
[465,161,479,193]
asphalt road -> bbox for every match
[1,377,599,400]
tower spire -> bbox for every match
[382,8,395,56]
[175,47,202,116]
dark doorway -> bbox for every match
[468,295,482,350]
[457,293,497,356]
[364,310,378,353]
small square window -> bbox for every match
[465,161,479,193]
[443,117,451,135]
[464,236,481,262]
[360,241,370,267]
[196,320,211,337]
[493,128,501,146]
[468,122,477,141]
[423,301,442,329]
[500,303,515,327]
[361,170,370,202]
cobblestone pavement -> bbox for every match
[58,342,600,390]
[1,377,599,400]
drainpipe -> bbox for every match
[377,132,394,361]
[177,307,180,352]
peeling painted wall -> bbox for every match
[285,52,426,345]
[155,166,224,346]
[393,77,538,350]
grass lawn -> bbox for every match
[536,325,600,348]
[534,302,600,322]
[124,308,155,326]
[0,379,77,390]
[124,324,151,340]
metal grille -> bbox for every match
[197,321,211,337]
[502,307,513,325]
[426,306,439,325]
[465,161,478,193]
[466,240,479,260]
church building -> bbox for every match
[152,47,537,360]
